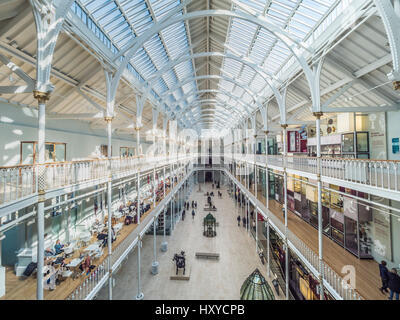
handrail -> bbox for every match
[66,168,193,300]
[222,167,363,300]
[0,155,195,207]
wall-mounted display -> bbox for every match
[20,141,66,164]
[392,137,399,154]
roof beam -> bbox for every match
[321,105,400,113]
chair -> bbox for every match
[80,231,92,246]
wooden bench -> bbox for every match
[195,252,220,260]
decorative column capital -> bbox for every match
[263,130,269,135]
[281,124,288,129]
[104,116,114,123]
[313,112,323,119]
[33,90,51,104]
[135,127,141,131]
[393,81,400,91]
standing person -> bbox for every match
[379,260,390,294]
[192,209,195,220]
[242,216,246,228]
[388,268,400,300]
[195,201,197,208]
[237,215,241,227]
[182,209,185,221]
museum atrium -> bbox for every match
[0,0,399,301]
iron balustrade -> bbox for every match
[0,154,195,207]
[225,154,400,194]
[65,168,193,300]
[223,167,363,300]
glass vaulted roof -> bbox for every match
[75,0,345,130]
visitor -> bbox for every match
[212,183,214,189]
[54,240,64,255]
[237,215,240,227]
[195,201,197,208]
[379,260,389,294]
[192,209,195,220]
[252,219,256,231]
[79,254,96,275]
[388,268,400,300]
[182,209,185,221]
[242,216,246,227]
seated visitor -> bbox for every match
[79,255,96,275]
[98,227,116,247]
[54,239,64,255]
[125,215,133,225]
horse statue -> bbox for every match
[172,250,186,275]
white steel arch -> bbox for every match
[108,9,316,126]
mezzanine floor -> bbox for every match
[246,183,385,301]
[0,184,176,300]
[95,182,282,300]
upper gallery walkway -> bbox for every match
[224,167,384,300]
[1,165,191,300]
[0,154,195,215]
[224,154,400,202]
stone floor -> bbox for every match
[96,182,282,300]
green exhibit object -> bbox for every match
[240,268,275,300]
[203,213,217,237]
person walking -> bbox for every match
[388,268,400,300]
[182,209,185,221]
[192,209,195,220]
[237,215,241,227]
[379,260,390,294]
[242,216,246,228]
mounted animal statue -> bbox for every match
[172,251,186,275]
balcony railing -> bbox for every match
[65,167,192,300]
[227,154,400,194]
[223,167,362,300]
[0,154,194,207]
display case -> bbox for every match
[307,134,342,157]
[342,192,373,258]
[330,209,344,246]
[341,131,370,159]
